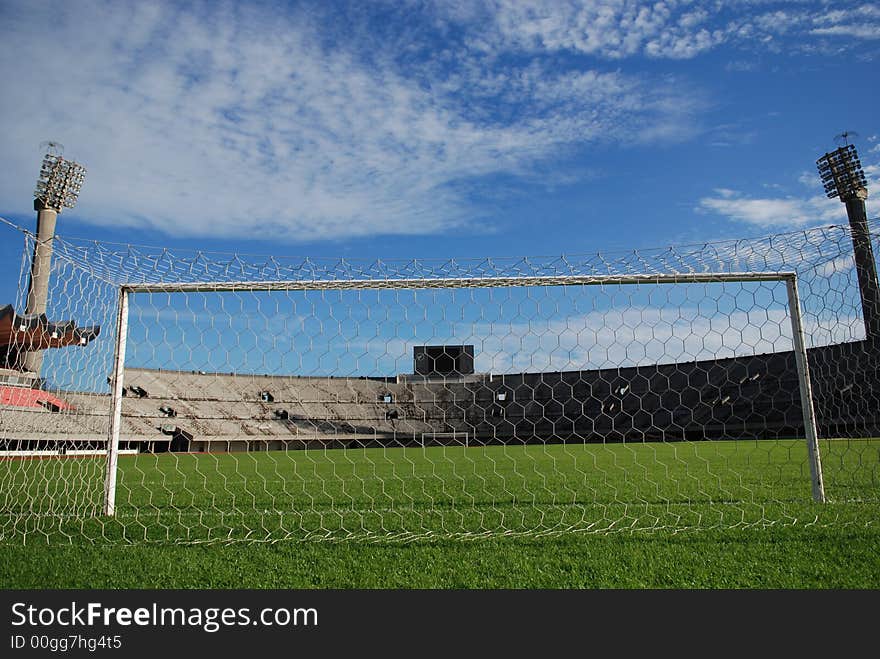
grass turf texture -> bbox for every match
[3,524,879,588]
[2,439,877,588]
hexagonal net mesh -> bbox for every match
[1,219,878,544]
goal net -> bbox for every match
[1,221,878,544]
[420,432,470,448]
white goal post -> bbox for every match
[102,270,826,519]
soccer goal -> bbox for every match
[3,223,879,545]
[94,270,830,539]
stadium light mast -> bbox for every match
[817,140,880,341]
[21,142,87,376]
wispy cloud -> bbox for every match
[0,0,704,242]
[697,189,845,228]
[467,1,725,59]
[127,296,865,377]
[698,145,880,229]
[1,1,876,243]
[464,1,880,59]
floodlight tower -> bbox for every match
[817,141,880,341]
[21,143,87,375]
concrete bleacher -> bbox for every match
[117,368,441,451]
[401,338,878,444]
[2,337,878,453]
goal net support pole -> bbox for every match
[103,287,129,516]
[785,276,826,503]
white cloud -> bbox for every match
[1,1,876,244]
[811,254,855,278]
[700,145,880,229]
[348,305,861,375]
[698,191,845,228]
[469,306,796,373]
[464,1,880,60]
[810,4,880,39]
[798,171,822,188]
[811,24,880,38]
[473,0,725,59]
[131,292,865,377]
[0,0,704,242]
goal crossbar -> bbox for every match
[120,271,798,294]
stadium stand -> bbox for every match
[2,335,878,454]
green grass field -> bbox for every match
[2,438,878,588]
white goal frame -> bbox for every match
[101,271,826,515]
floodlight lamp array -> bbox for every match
[817,144,868,201]
[34,153,87,210]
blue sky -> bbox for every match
[2,1,879,263]
[2,0,878,386]
[1,1,879,344]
